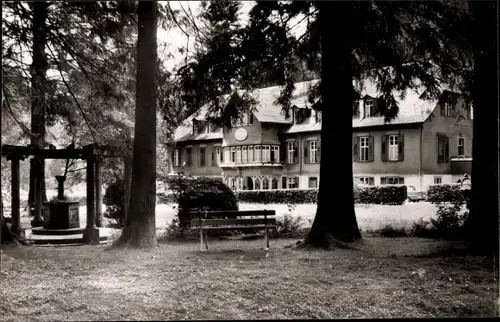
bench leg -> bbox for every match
[200,228,204,252]
[204,231,208,250]
[265,227,269,249]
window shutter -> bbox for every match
[293,145,298,163]
[295,176,300,188]
[304,141,309,163]
[282,176,287,189]
[171,150,175,166]
[318,140,321,162]
[381,177,386,185]
[398,134,405,161]
[381,135,387,162]
[440,103,445,116]
[368,177,374,185]
[399,177,405,184]
[444,136,449,162]
[368,136,374,162]
[353,136,358,161]
[280,145,286,163]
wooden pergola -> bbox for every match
[1,143,123,244]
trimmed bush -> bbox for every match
[427,184,466,204]
[236,185,407,205]
[103,178,125,227]
[355,185,407,205]
[165,175,238,231]
[236,189,317,204]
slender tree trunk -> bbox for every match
[299,2,361,250]
[464,1,499,255]
[28,2,49,219]
[111,1,158,249]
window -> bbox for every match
[230,147,236,163]
[173,149,179,167]
[271,146,280,162]
[216,147,222,165]
[236,147,241,163]
[242,146,248,163]
[434,177,442,184]
[457,137,465,156]
[254,177,261,190]
[211,151,216,166]
[294,108,302,125]
[388,135,399,161]
[437,134,449,163]
[262,145,271,162]
[356,177,374,185]
[262,178,269,190]
[309,141,318,163]
[248,146,254,162]
[286,177,297,189]
[364,99,373,118]
[381,177,405,185]
[444,102,454,117]
[200,147,206,166]
[271,178,278,189]
[224,147,230,164]
[359,137,369,161]
[287,141,296,163]
[186,148,192,166]
[255,145,261,162]
[352,100,360,118]
[308,177,318,188]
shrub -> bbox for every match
[165,175,238,232]
[103,178,125,227]
[236,189,317,204]
[427,184,465,204]
[379,224,408,237]
[273,215,308,238]
[411,184,469,239]
[236,185,407,205]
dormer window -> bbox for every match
[294,108,302,125]
[232,109,253,127]
[352,100,360,118]
[364,99,373,118]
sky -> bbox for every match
[158,1,255,72]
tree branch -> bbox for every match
[46,44,99,143]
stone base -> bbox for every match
[31,218,44,228]
[82,227,100,245]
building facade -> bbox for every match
[168,80,473,192]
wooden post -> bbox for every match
[31,158,44,228]
[10,156,21,235]
[95,154,103,227]
[204,231,208,250]
[83,152,99,244]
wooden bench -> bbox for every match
[190,210,276,251]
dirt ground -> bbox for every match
[0,237,497,320]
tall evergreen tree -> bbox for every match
[111,1,158,249]
[172,1,473,249]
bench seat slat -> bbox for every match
[191,218,276,226]
[189,210,275,218]
[191,225,277,231]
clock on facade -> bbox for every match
[234,128,248,141]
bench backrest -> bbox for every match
[190,210,276,228]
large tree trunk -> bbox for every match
[463,1,499,255]
[298,2,362,250]
[28,2,49,219]
[111,1,158,249]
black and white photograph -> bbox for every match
[1,0,498,319]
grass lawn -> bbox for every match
[0,237,496,320]
[18,201,440,238]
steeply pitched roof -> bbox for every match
[174,78,445,139]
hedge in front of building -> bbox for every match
[235,185,407,205]
[427,184,466,204]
